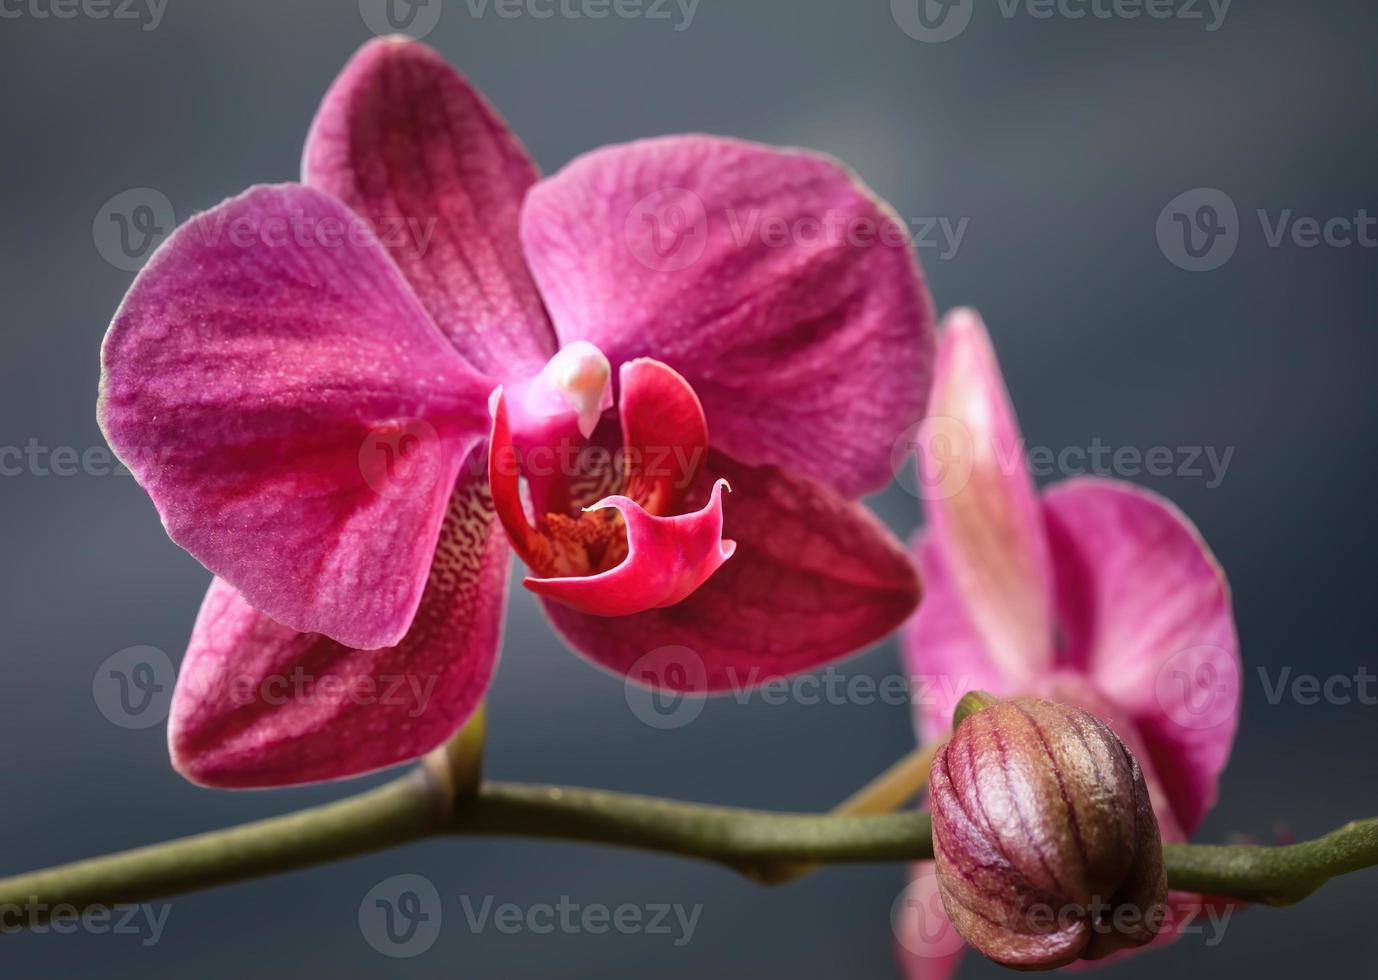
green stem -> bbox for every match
[1163,818,1378,906]
[2,773,1375,926]
[0,771,442,921]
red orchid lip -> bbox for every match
[488,352,736,617]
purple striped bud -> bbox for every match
[930,696,1168,970]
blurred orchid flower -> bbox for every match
[98,38,932,787]
[897,310,1240,977]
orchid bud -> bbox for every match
[929,695,1168,970]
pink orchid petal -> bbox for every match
[903,548,1191,842]
[541,454,921,690]
[894,862,968,980]
[902,531,1011,746]
[521,135,934,498]
[524,481,735,617]
[920,310,1055,683]
[304,37,556,377]
[1043,478,1239,835]
[99,183,491,650]
[617,357,709,515]
[169,456,510,788]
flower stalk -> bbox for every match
[1,766,1374,931]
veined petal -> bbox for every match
[169,456,509,788]
[1043,478,1239,834]
[541,453,921,690]
[524,481,735,617]
[920,310,1055,682]
[100,184,492,650]
[304,37,556,377]
[902,531,1012,746]
[521,135,934,498]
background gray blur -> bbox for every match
[3,1,1376,976]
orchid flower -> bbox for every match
[98,38,932,788]
[897,310,1240,977]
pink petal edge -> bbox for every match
[99,183,491,650]
[169,452,510,788]
[304,37,556,378]
[521,134,934,498]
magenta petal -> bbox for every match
[304,38,556,377]
[541,454,921,690]
[1043,477,1239,834]
[521,135,934,498]
[902,531,1012,746]
[169,460,510,788]
[99,183,490,650]
[920,310,1055,682]
[524,481,735,617]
